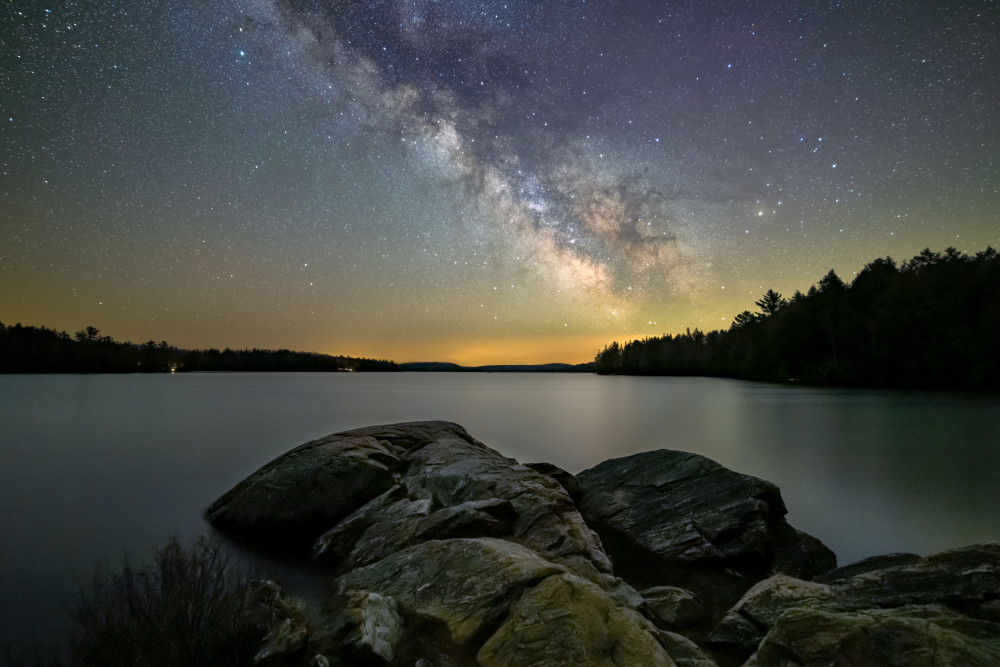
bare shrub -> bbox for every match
[69,536,270,667]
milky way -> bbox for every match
[2,1,998,363]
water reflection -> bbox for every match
[1,373,998,651]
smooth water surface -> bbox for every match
[2,372,998,651]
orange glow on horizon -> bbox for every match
[322,333,638,367]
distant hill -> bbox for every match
[400,362,591,373]
[476,363,587,373]
[398,362,466,372]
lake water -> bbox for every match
[2,372,999,652]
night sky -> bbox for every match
[3,1,998,365]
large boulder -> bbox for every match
[707,575,836,656]
[745,607,1000,667]
[325,590,405,664]
[330,538,705,666]
[372,423,612,580]
[835,543,1000,613]
[207,421,613,583]
[205,433,399,551]
[334,538,565,647]
[576,450,835,581]
[476,572,678,667]
[710,543,1000,662]
[813,552,923,583]
[206,422,1000,666]
[641,586,706,631]
[208,422,725,665]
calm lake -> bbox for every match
[2,372,999,651]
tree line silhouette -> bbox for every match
[0,324,398,373]
[594,246,1000,389]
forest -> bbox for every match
[0,324,398,373]
[593,246,1000,389]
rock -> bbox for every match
[710,544,1000,661]
[708,575,835,655]
[476,572,677,667]
[210,421,613,582]
[524,462,581,501]
[414,498,517,541]
[205,433,399,551]
[251,580,311,664]
[312,487,433,569]
[814,552,922,583]
[642,586,706,630]
[335,538,566,647]
[207,421,1000,667]
[707,613,762,662]
[395,425,612,580]
[981,599,1000,623]
[335,590,404,664]
[834,543,1000,612]
[211,422,663,664]
[575,448,835,637]
[745,607,1000,667]
[315,494,517,572]
[769,521,838,580]
[254,618,309,664]
[576,449,835,580]
[651,630,719,667]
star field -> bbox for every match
[2,1,998,364]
